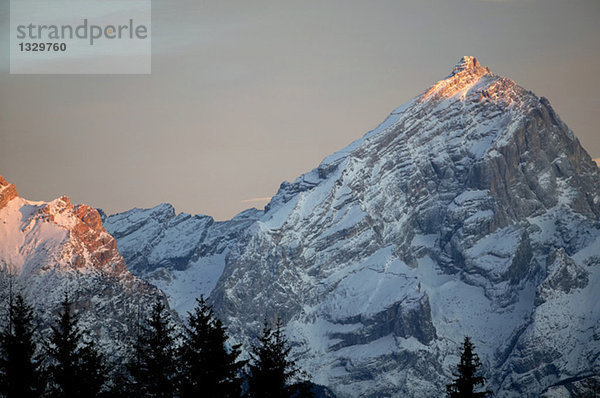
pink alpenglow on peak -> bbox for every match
[0,175,163,360]
[422,56,493,101]
[449,56,490,77]
[0,175,18,211]
[0,174,128,276]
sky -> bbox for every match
[0,0,599,220]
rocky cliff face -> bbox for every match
[0,176,18,211]
[0,181,164,356]
[105,57,600,397]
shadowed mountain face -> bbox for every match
[105,57,600,397]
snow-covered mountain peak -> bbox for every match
[103,58,600,397]
[0,176,128,276]
[263,57,537,223]
[0,175,166,360]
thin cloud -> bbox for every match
[241,197,272,204]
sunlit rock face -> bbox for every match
[107,57,600,397]
[0,180,164,357]
[0,176,18,211]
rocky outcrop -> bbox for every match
[328,294,437,350]
[72,202,128,273]
[535,249,589,305]
[0,175,18,211]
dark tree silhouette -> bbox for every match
[129,298,177,398]
[248,318,312,398]
[446,337,493,398]
[178,296,245,398]
[76,339,107,397]
[0,291,44,398]
[46,292,107,398]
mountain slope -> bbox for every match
[0,176,164,356]
[101,204,261,314]
[105,57,600,397]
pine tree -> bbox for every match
[0,291,44,398]
[46,292,107,398]
[178,296,244,398]
[129,298,177,398]
[446,337,493,398]
[76,339,107,397]
[248,318,310,398]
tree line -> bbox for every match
[0,286,495,398]
[0,290,314,398]
[2,288,597,398]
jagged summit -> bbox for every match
[450,55,490,76]
[422,55,494,101]
[0,177,130,275]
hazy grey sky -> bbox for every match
[1,0,599,220]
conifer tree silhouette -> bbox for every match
[446,337,493,398]
[178,296,244,398]
[46,292,107,398]
[0,288,44,398]
[248,317,313,398]
[129,298,177,398]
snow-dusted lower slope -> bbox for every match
[106,57,600,397]
[0,176,163,355]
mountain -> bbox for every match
[100,204,261,314]
[0,175,164,357]
[105,56,600,397]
